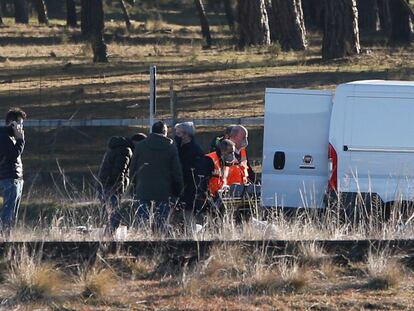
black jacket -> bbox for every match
[98,136,133,194]
[130,133,184,202]
[0,127,25,180]
[177,140,204,208]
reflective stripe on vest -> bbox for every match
[227,147,248,185]
[206,152,226,196]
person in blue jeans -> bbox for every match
[0,108,27,235]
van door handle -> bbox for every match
[343,145,349,151]
[273,151,285,170]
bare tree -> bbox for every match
[389,0,411,45]
[91,0,108,62]
[302,0,324,30]
[194,0,212,47]
[378,0,391,35]
[14,0,29,24]
[119,0,132,31]
[81,0,92,36]
[357,0,378,33]
[81,0,108,62]
[237,0,270,49]
[66,0,77,27]
[322,0,360,60]
[223,0,235,33]
[32,0,48,24]
[271,0,307,51]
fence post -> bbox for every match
[170,80,177,125]
[149,65,157,131]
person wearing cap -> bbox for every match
[98,132,147,235]
[130,121,184,232]
[173,122,204,228]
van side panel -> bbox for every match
[342,96,414,203]
[262,89,333,208]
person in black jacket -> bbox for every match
[130,121,184,233]
[0,108,27,234]
[98,133,146,234]
[174,122,204,230]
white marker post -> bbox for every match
[149,65,157,131]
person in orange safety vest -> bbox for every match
[205,139,236,197]
[227,125,250,185]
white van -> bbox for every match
[261,80,414,209]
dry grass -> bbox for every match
[78,266,116,299]
[252,260,310,294]
[3,247,64,304]
[365,249,404,290]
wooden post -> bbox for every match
[170,81,177,125]
[149,65,157,131]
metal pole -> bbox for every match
[149,65,157,131]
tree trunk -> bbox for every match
[66,0,77,27]
[14,0,29,24]
[377,0,391,35]
[194,0,212,47]
[33,0,48,24]
[90,0,108,62]
[237,0,270,49]
[322,0,360,60]
[357,0,378,33]
[1,1,8,15]
[81,0,93,36]
[119,0,131,31]
[301,0,324,30]
[389,0,411,45]
[266,0,278,42]
[223,0,235,33]
[271,0,307,50]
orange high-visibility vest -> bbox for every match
[227,147,249,185]
[206,152,228,196]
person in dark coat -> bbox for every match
[98,133,146,234]
[0,108,27,235]
[130,121,184,232]
[173,122,204,230]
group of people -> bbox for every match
[0,106,255,236]
[98,120,255,234]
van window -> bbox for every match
[350,97,414,148]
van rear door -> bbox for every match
[261,88,333,208]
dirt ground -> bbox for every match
[0,259,413,311]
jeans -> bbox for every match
[135,200,170,232]
[100,191,121,234]
[0,178,23,232]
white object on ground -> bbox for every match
[251,217,278,238]
[115,225,128,240]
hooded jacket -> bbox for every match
[130,133,184,202]
[98,136,133,194]
[0,127,25,180]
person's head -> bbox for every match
[229,125,248,150]
[217,139,236,165]
[174,122,195,146]
[5,108,27,127]
[151,121,168,136]
[223,125,235,139]
[130,133,147,147]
